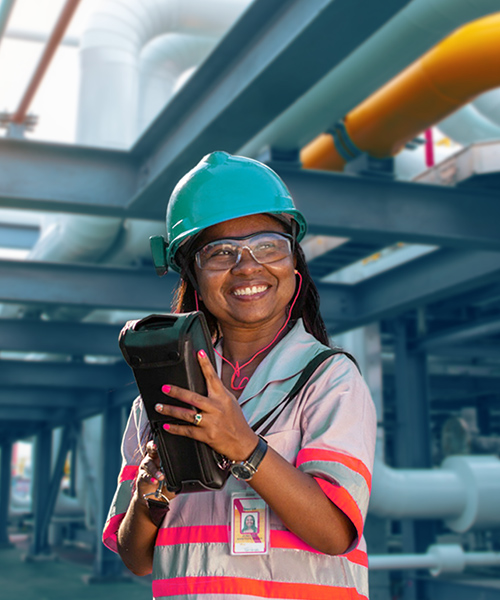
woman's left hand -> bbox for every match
[155,350,259,462]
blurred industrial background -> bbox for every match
[1,0,500,598]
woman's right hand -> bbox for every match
[135,440,174,504]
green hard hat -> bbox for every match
[158,151,307,274]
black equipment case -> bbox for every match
[119,312,230,494]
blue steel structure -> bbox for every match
[0,0,499,597]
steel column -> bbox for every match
[38,425,75,549]
[30,427,52,555]
[92,394,125,579]
[0,442,13,547]
[393,318,435,600]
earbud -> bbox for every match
[294,269,299,275]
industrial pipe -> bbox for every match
[369,544,500,576]
[438,103,500,146]
[11,0,81,124]
[0,0,16,47]
[301,13,500,171]
[369,455,500,532]
[241,0,500,159]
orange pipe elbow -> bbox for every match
[301,13,500,170]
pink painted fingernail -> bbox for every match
[162,385,171,394]
[151,477,157,485]
[155,403,163,412]
[163,423,170,431]
[198,349,206,358]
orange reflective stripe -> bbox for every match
[154,526,367,567]
[342,548,369,568]
[118,465,139,483]
[153,576,368,599]
[102,513,125,553]
[315,478,364,540]
[296,448,372,489]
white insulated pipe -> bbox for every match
[369,544,500,575]
[77,0,251,148]
[138,33,217,137]
[438,102,500,145]
[24,0,251,279]
[473,88,500,127]
[369,455,500,532]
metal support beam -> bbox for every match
[93,393,126,579]
[0,319,123,356]
[338,249,500,333]
[275,167,500,250]
[0,390,111,428]
[0,442,13,546]
[2,138,500,254]
[30,427,52,555]
[128,0,413,217]
[0,138,136,217]
[1,248,499,332]
[0,259,178,311]
[415,315,500,352]
[0,360,131,390]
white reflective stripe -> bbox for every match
[299,460,371,515]
[153,543,369,597]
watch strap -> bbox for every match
[247,435,268,471]
[231,435,268,480]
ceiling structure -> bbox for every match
[0,0,499,448]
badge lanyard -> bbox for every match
[230,492,269,555]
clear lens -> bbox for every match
[196,232,292,270]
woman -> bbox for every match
[241,514,258,534]
[104,151,376,599]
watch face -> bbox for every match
[230,463,255,481]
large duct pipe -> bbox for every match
[438,102,500,146]
[240,0,500,158]
[369,455,500,532]
[301,13,500,171]
[473,87,500,127]
[77,0,250,148]
[22,0,251,292]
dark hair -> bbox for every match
[172,235,330,347]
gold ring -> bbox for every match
[193,412,203,426]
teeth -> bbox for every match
[233,285,268,297]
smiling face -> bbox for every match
[193,214,297,333]
[245,515,255,528]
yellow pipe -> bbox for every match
[301,13,500,170]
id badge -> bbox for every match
[230,492,269,555]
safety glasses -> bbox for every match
[195,231,293,271]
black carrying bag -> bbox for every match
[119,312,231,494]
[119,311,359,495]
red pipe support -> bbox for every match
[11,0,82,124]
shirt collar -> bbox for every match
[236,319,328,402]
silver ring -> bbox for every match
[193,412,203,426]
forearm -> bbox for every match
[117,492,159,576]
[248,446,356,555]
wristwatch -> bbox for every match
[230,436,268,481]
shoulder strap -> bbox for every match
[252,349,359,437]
